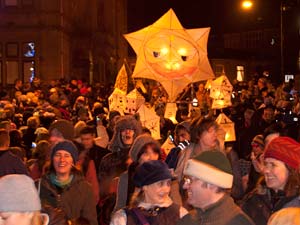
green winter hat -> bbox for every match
[184,150,233,189]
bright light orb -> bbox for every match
[242,1,253,10]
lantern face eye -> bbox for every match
[144,32,199,79]
[153,51,160,58]
[181,55,187,61]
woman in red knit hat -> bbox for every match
[241,136,300,225]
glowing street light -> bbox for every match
[241,1,253,10]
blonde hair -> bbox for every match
[129,188,144,208]
[268,207,300,225]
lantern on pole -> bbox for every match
[210,75,233,109]
[215,113,236,142]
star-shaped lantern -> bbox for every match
[124,8,215,102]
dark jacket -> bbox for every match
[241,184,300,225]
[177,194,254,225]
[88,144,110,173]
[0,150,28,177]
[126,203,180,225]
[22,127,37,156]
[38,172,98,225]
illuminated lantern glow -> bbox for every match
[205,79,212,90]
[210,75,233,109]
[137,104,161,140]
[215,113,236,142]
[124,8,215,102]
[114,64,128,93]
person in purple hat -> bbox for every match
[111,160,187,225]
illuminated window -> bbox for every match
[237,66,244,82]
[23,42,35,57]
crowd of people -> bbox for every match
[0,73,300,225]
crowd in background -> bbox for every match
[0,72,300,225]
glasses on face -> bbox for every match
[183,176,199,185]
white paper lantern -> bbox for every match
[108,88,126,115]
[125,89,145,114]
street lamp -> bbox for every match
[241,1,253,10]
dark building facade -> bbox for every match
[0,0,127,85]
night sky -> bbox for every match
[127,0,281,34]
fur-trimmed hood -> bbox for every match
[108,115,142,152]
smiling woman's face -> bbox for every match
[263,158,289,192]
[52,150,73,177]
[143,179,171,205]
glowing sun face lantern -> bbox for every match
[145,32,199,79]
[124,9,215,101]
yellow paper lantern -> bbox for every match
[215,113,236,142]
[210,75,233,109]
[124,8,215,101]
